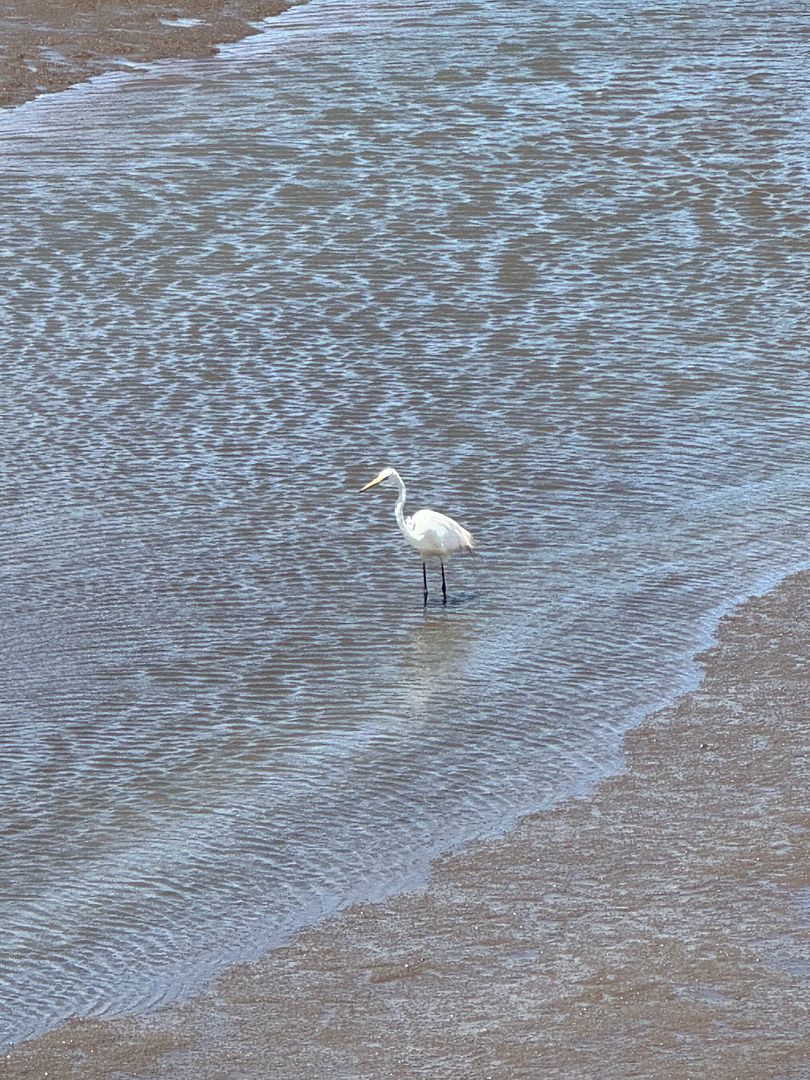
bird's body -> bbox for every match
[359,467,475,603]
[401,508,475,562]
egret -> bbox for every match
[359,467,476,604]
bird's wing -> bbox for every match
[411,508,475,553]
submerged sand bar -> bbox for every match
[5,573,810,1076]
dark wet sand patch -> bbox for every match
[0,1,290,109]
[4,573,810,1077]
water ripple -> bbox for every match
[1,0,810,1049]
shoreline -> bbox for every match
[0,0,293,110]
[2,10,809,1073]
[4,571,810,1078]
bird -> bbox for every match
[359,467,476,604]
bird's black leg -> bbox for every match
[423,562,428,605]
[441,562,447,605]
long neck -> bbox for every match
[391,471,411,539]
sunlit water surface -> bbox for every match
[2,0,810,1047]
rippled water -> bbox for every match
[2,0,810,1048]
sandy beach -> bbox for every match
[4,572,810,1077]
[0,0,289,109]
[2,4,810,1076]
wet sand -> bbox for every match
[0,1,290,109]
[4,572,810,1077]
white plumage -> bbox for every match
[404,507,476,560]
[359,467,475,603]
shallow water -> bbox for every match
[1,0,810,1048]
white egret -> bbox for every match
[359,467,476,604]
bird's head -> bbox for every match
[359,467,396,492]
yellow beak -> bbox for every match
[359,475,384,492]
